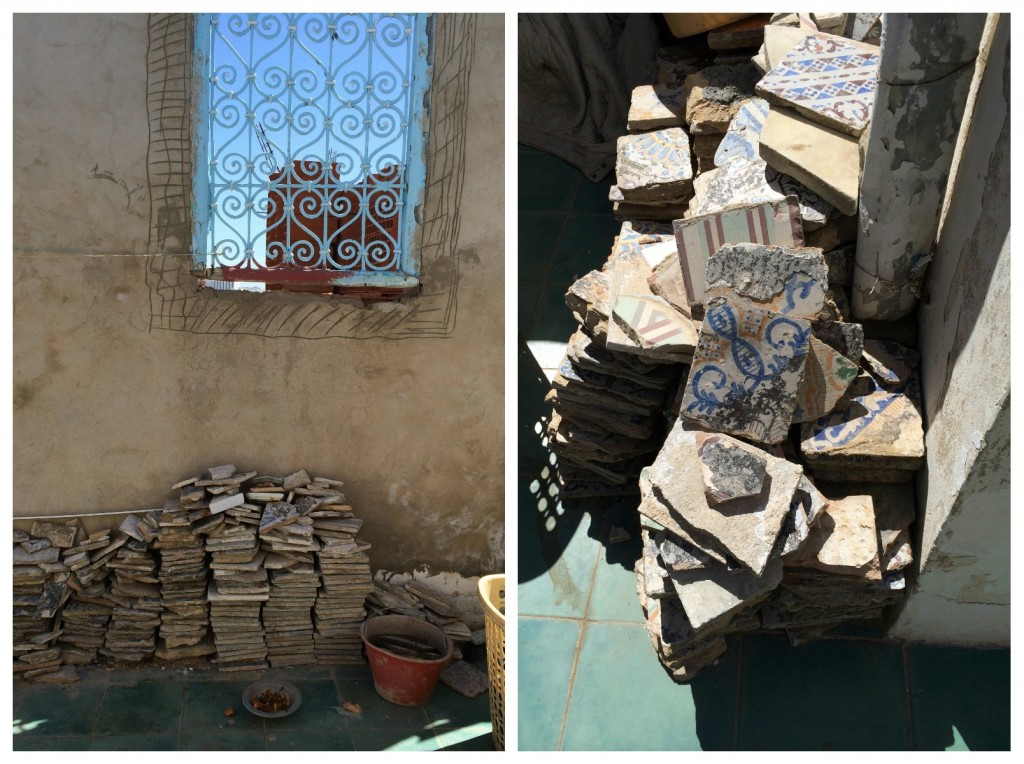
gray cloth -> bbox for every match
[518,14,660,182]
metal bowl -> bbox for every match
[242,680,302,718]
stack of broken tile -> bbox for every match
[256,471,321,667]
[150,498,215,661]
[101,535,161,663]
[13,463,377,681]
[13,521,82,683]
[57,528,120,671]
[309,477,374,665]
[552,17,925,681]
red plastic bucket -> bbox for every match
[361,614,453,706]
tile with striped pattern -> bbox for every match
[756,33,880,136]
[672,198,803,307]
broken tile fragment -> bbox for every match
[786,494,881,578]
[704,243,828,319]
[697,436,768,505]
[669,200,805,307]
[681,300,811,444]
[206,464,236,480]
[683,63,760,134]
[669,556,783,633]
[823,245,855,287]
[759,107,860,216]
[713,97,769,166]
[259,502,300,533]
[861,339,920,387]
[566,329,679,388]
[801,372,925,481]
[627,84,687,131]
[615,128,694,204]
[793,336,860,423]
[611,295,698,362]
[646,424,802,576]
[282,469,311,492]
[811,319,864,364]
[753,24,815,74]
[209,492,245,514]
[688,156,780,218]
[565,269,610,337]
[706,15,770,51]
[756,33,880,136]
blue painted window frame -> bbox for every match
[191,13,432,291]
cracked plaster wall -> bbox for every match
[12,14,506,577]
[889,14,1009,645]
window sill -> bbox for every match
[197,265,420,301]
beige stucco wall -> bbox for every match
[12,14,505,576]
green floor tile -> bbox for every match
[518,476,603,618]
[350,727,441,751]
[530,282,580,343]
[587,534,645,624]
[737,634,910,750]
[571,172,615,214]
[519,282,542,335]
[179,730,268,751]
[519,151,580,212]
[422,683,492,729]
[562,622,736,750]
[94,681,184,736]
[435,723,497,750]
[907,644,1010,751]
[14,735,93,751]
[334,678,432,730]
[260,679,342,731]
[520,211,566,283]
[181,678,266,733]
[91,732,178,750]
[548,214,621,286]
[331,664,374,681]
[518,616,581,751]
[14,683,107,737]
[266,727,355,750]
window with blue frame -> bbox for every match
[194,13,431,295]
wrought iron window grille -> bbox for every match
[193,13,431,295]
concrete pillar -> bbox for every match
[889,14,1009,645]
[852,13,986,321]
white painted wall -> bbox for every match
[890,14,1010,645]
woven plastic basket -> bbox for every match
[478,574,505,750]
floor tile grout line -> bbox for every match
[91,682,110,739]
[581,509,609,622]
[555,512,606,751]
[555,617,586,752]
[902,642,915,750]
[533,169,582,294]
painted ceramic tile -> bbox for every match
[800,371,924,469]
[704,243,828,319]
[606,250,695,363]
[680,300,811,443]
[627,85,688,131]
[672,199,805,307]
[615,128,694,203]
[610,220,677,268]
[612,295,698,355]
[792,335,859,423]
[756,33,880,136]
[713,97,770,166]
[705,99,834,228]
